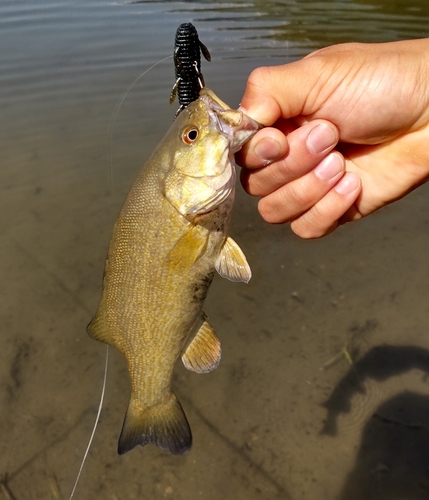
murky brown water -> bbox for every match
[1,1,429,499]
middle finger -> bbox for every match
[241,120,340,196]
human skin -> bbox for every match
[236,39,429,238]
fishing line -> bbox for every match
[68,344,109,500]
[107,54,173,193]
[69,56,173,498]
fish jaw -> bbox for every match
[165,157,236,217]
[200,87,263,153]
[164,88,261,218]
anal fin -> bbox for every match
[182,318,221,373]
[87,308,116,347]
[215,236,252,283]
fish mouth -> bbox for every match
[181,89,260,217]
[200,88,262,151]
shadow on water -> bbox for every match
[322,344,429,435]
[340,392,429,499]
[321,344,429,499]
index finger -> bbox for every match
[239,63,315,125]
[235,126,289,169]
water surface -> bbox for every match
[1,1,429,499]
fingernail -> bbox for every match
[334,173,360,195]
[314,153,343,181]
[307,123,338,154]
[254,137,282,162]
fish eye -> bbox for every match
[182,127,199,144]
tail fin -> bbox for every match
[118,392,192,456]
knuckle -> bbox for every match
[240,171,261,197]
[287,181,313,207]
[291,217,334,239]
[258,197,281,223]
[247,66,272,89]
[274,159,295,183]
[291,202,339,239]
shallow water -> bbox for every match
[1,0,429,499]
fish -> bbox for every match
[87,88,261,455]
[170,22,211,114]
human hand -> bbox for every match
[237,39,429,238]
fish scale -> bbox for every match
[88,88,260,455]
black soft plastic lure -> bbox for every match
[170,23,211,115]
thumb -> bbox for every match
[239,61,318,126]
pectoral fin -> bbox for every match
[182,318,221,373]
[215,236,252,283]
[167,225,208,272]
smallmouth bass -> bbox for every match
[88,88,260,455]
